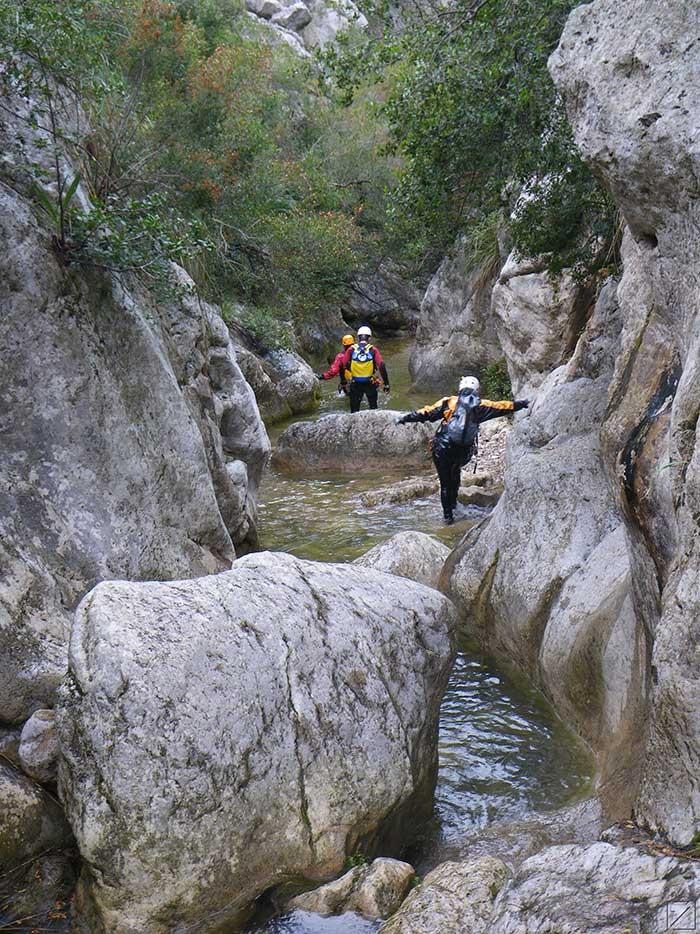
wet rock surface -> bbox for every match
[379,856,509,934]
[57,552,456,932]
[288,858,415,919]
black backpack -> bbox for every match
[445,391,480,448]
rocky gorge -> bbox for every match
[2,0,700,932]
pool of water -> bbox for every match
[253,336,594,933]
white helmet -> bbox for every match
[459,376,480,393]
[357,325,372,338]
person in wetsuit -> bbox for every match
[396,376,528,524]
[317,334,355,400]
[333,325,390,413]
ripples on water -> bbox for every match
[254,910,380,934]
[424,649,592,867]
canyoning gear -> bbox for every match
[514,399,529,411]
[349,380,378,412]
[382,384,391,393]
[338,340,389,411]
[357,325,372,338]
[402,395,519,429]
[316,373,324,380]
[349,342,377,381]
[400,391,524,520]
[444,390,480,449]
[459,375,480,393]
[342,334,355,346]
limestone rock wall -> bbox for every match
[0,95,270,725]
[442,0,700,845]
[550,0,700,846]
[492,253,594,398]
[410,241,502,390]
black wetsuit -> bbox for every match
[401,395,527,521]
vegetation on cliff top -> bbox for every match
[0,0,396,327]
[322,0,619,279]
[0,0,617,345]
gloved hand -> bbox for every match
[514,399,529,411]
[315,373,325,381]
[395,415,407,425]
[383,384,391,393]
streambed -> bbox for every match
[253,338,593,933]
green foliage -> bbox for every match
[343,851,369,870]
[0,0,397,325]
[322,0,617,280]
[480,360,512,401]
[221,302,293,350]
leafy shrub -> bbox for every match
[321,0,618,281]
[480,360,512,401]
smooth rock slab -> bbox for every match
[379,856,509,933]
[273,411,435,473]
[354,532,450,591]
[289,857,415,918]
[57,552,456,933]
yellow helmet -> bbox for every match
[342,334,355,347]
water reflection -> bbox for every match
[423,650,593,868]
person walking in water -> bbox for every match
[396,376,528,524]
[317,334,355,399]
[339,325,390,413]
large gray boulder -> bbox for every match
[442,282,647,817]
[410,240,502,389]
[379,857,509,934]
[57,552,456,933]
[550,0,700,845]
[346,263,423,334]
[492,253,594,397]
[489,842,700,933]
[273,410,435,473]
[354,532,450,590]
[233,339,319,424]
[0,91,269,723]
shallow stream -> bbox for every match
[252,338,593,933]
